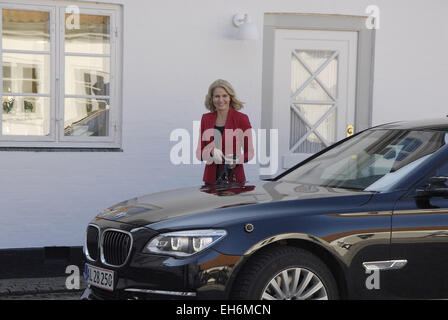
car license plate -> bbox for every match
[85,264,114,291]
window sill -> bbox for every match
[0,147,123,152]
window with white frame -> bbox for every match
[0,1,122,148]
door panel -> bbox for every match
[273,30,358,170]
[390,162,448,299]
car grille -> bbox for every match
[101,230,132,267]
[86,225,100,261]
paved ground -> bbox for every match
[0,277,86,300]
[0,291,82,300]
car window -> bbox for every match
[280,129,447,191]
[414,154,448,189]
[408,133,448,191]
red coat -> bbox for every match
[196,107,254,184]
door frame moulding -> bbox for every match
[260,13,376,178]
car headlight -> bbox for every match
[143,229,227,257]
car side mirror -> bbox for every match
[416,176,448,197]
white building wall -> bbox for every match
[1,0,447,248]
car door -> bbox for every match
[389,159,448,299]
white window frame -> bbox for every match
[0,0,122,149]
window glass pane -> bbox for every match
[296,79,332,101]
[292,50,338,100]
[290,104,336,153]
[65,56,110,96]
[2,96,50,136]
[65,14,110,55]
[2,53,50,94]
[2,9,50,51]
[64,98,109,136]
[296,50,335,73]
[317,58,338,99]
[3,65,11,92]
[314,107,336,144]
[291,55,310,96]
[3,65,11,78]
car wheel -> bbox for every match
[231,246,338,300]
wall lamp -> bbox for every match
[232,13,259,40]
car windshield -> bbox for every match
[279,129,448,192]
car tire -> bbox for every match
[230,245,339,300]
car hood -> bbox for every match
[93,180,374,229]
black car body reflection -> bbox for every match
[82,118,448,300]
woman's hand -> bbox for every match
[212,150,239,168]
[224,154,238,169]
[212,148,224,164]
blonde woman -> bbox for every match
[196,79,254,184]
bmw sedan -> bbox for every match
[82,118,448,300]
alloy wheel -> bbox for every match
[260,267,328,300]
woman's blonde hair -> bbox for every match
[204,79,244,112]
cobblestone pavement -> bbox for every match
[0,276,86,300]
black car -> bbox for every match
[82,118,448,300]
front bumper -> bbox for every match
[83,221,243,300]
[82,249,243,300]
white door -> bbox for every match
[273,29,358,169]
